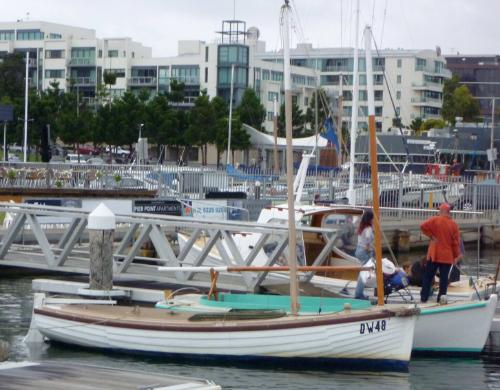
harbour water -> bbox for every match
[1,248,500,389]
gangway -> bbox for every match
[0,202,337,292]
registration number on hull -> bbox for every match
[360,320,386,334]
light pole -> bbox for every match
[138,123,144,164]
[226,64,235,166]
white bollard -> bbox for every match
[87,203,116,291]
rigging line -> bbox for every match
[371,0,377,29]
[379,0,388,48]
[340,0,343,48]
[371,32,413,172]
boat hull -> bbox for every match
[414,294,497,354]
[158,293,498,354]
[32,304,416,372]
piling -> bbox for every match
[0,340,9,361]
[88,203,116,291]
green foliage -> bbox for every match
[0,53,25,100]
[278,100,305,137]
[237,89,265,130]
[304,89,330,131]
[103,72,117,86]
[187,91,216,165]
[114,173,122,183]
[421,118,446,130]
[442,74,480,125]
[392,117,403,128]
[410,117,423,131]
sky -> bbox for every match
[2,0,499,57]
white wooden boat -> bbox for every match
[28,293,418,371]
[156,292,497,355]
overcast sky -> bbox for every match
[2,0,498,57]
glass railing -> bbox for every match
[74,77,96,85]
[411,97,442,104]
[70,58,96,66]
[128,77,157,85]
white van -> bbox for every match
[65,154,86,164]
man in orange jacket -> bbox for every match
[420,203,462,303]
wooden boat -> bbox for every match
[29,293,418,371]
[157,292,497,354]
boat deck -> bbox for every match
[0,361,220,390]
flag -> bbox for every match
[321,116,340,152]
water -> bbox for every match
[1,256,500,389]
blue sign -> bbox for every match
[0,105,13,122]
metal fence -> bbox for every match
[0,161,499,219]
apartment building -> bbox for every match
[0,19,449,136]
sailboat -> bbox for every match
[155,25,498,355]
[26,2,419,372]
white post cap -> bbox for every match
[88,203,116,230]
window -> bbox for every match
[205,46,209,62]
[172,66,199,84]
[375,106,383,116]
[267,111,274,121]
[416,58,427,71]
[45,50,65,59]
[359,90,367,101]
[132,52,135,58]
[17,30,44,40]
[49,33,62,39]
[304,97,309,106]
[342,91,352,101]
[397,59,402,68]
[268,91,279,102]
[320,74,339,85]
[45,69,64,79]
[108,50,119,58]
[396,91,401,100]
[396,107,400,116]
[397,75,402,84]
[373,74,384,85]
[375,90,383,101]
[262,70,270,80]
[271,71,283,82]
[205,67,208,83]
[359,74,367,85]
[71,48,95,59]
[0,30,14,41]
[98,50,102,58]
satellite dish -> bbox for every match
[435,46,441,57]
[247,27,260,41]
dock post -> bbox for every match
[88,203,116,291]
[0,340,8,361]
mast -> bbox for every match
[273,97,279,174]
[282,0,300,315]
[348,0,360,206]
[364,26,384,306]
[23,51,29,163]
[226,64,235,166]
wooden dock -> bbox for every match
[0,361,221,390]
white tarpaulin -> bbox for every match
[243,124,328,149]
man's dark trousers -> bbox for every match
[420,260,452,303]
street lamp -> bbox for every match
[138,123,144,140]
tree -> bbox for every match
[0,53,25,100]
[304,89,330,132]
[442,74,480,125]
[278,101,305,137]
[237,88,265,130]
[410,117,423,131]
[421,118,446,130]
[145,94,178,161]
[186,91,216,165]
[211,96,229,167]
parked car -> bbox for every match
[65,153,87,164]
[76,146,100,155]
[455,179,500,211]
[105,146,130,156]
[86,157,105,165]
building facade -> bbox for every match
[0,20,450,141]
[445,55,500,119]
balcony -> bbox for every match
[415,65,451,77]
[411,97,443,107]
[128,76,157,86]
[170,76,200,86]
[411,82,443,91]
[73,77,96,86]
[70,58,96,66]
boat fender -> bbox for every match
[439,295,448,305]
